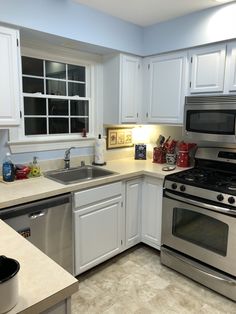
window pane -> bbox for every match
[45,61,66,79]
[68,82,85,97]
[22,56,43,76]
[49,118,69,134]
[23,77,44,94]
[24,118,47,135]
[71,118,89,133]
[48,99,68,116]
[24,98,46,115]
[68,64,85,82]
[46,79,66,96]
[70,100,89,116]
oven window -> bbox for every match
[186,110,235,134]
[172,208,228,256]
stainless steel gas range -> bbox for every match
[161,147,236,301]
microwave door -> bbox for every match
[184,106,236,143]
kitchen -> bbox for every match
[0,0,236,313]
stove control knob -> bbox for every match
[228,197,235,204]
[171,183,177,190]
[217,194,224,202]
[180,185,186,192]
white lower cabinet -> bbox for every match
[73,182,123,275]
[125,178,142,249]
[73,176,164,274]
[141,176,163,250]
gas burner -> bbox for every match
[227,185,236,191]
[183,171,206,183]
[185,176,195,182]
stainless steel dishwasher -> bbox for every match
[0,193,73,274]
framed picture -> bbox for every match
[106,128,133,149]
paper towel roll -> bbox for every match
[95,135,105,165]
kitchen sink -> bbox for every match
[44,165,117,185]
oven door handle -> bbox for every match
[164,190,236,216]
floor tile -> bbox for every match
[72,245,236,314]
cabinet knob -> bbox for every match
[146,112,148,118]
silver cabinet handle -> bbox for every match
[29,210,47,219]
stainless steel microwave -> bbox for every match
[184,95,236,143]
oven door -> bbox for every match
[183,104,236,143]
[162,190,236,276]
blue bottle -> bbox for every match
[2,153,15,182]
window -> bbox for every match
[22,56,89,136]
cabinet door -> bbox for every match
[120,55,142,123]
[74,196,122,275]
[189,44,226,94]
[125,178,142,249]
[226,42,236,92]
[142,176,163,250]
[145,52,187,124]
[0,26,21,126]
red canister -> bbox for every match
[177,142,189,167]
[153,147,166,164]
[177,151,189,167]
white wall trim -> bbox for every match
[9,137,95,153]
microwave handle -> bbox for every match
[164,190,236,217]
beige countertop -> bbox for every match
[0,219,78,314]
[0,158,186,313]
[0,158,187,209]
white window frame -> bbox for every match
[9,45,103,153]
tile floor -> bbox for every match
[71,245,236,313]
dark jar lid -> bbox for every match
[0,255,20,283]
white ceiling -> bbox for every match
[73,0,233,26]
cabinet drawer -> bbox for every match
[73,182,122,208]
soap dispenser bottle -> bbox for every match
[2,152,15,182]
[30,156,41,177]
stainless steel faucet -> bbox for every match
[64,147,75,169]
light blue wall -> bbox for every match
[144,2,236,55]
[1,1,236,56]
[0,130,93,164]
[0,0,143,55]
[1,1,236,164]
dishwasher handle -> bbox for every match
[29,210,47,220]
[0,193,71,220]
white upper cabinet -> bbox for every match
[226,42,236,92]
[103,54,142,124]
[144,51,187,124]
[189,44,226,94]
[0,26,21,126]
[120,55,142,123]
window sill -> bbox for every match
[8,136,96,153]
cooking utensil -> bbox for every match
[0,255,20,313]
[160,135,165,147]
